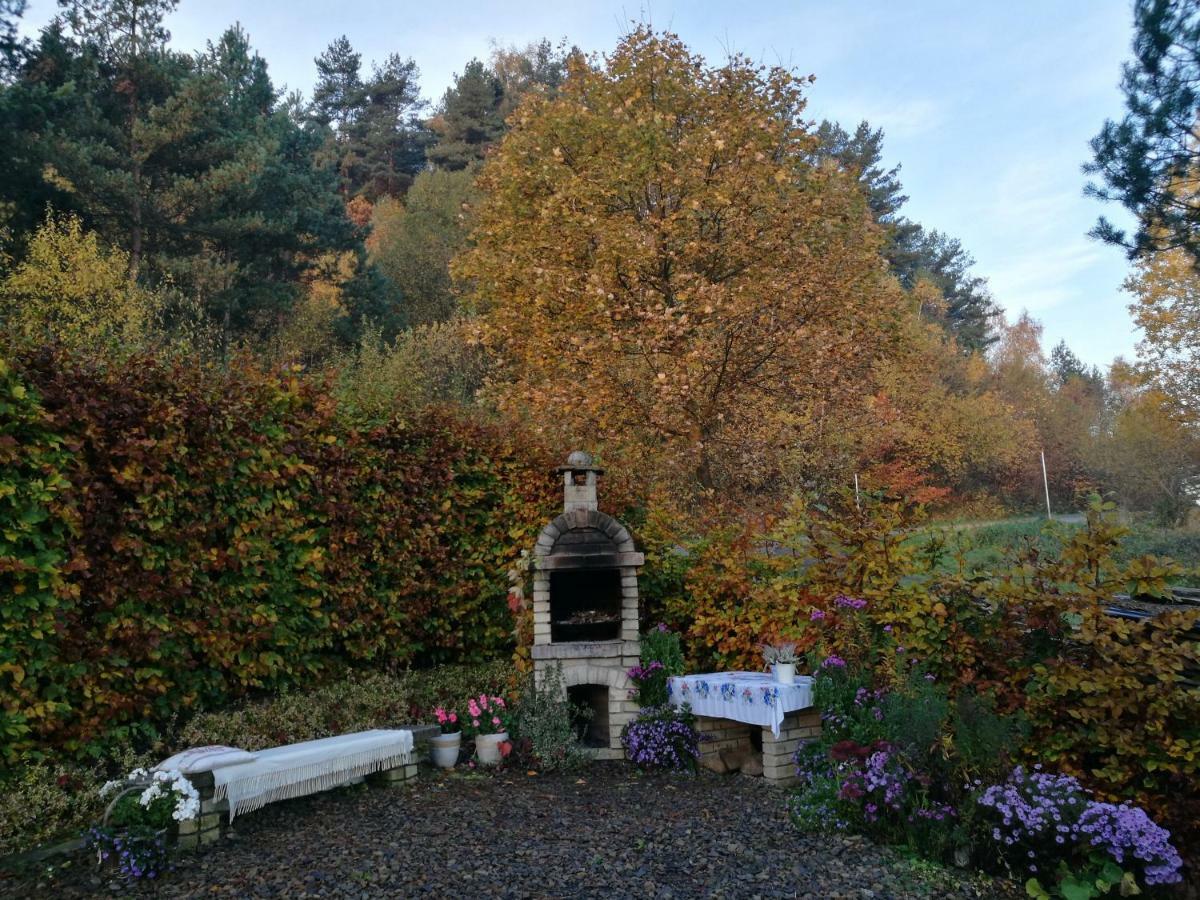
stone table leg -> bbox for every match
[761,708,822,787]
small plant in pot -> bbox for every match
[762,642,799,684]
[466,695,511,765]
[430,707,462,769]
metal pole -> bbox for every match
[1040,450,1052,520]
[854,473,861,509]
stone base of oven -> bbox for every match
[533,641,640,761]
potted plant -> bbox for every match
[430,707,462,769]
[89,767,200,880]
[762,642,799,684]
[466,694,510,765]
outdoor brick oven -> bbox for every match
[531,451,643,760]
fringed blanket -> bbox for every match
[213,729,414,820]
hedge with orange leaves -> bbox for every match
[0,346,557,765]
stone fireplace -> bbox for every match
[531,451,643,760]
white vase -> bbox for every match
[773,662,796,685]
[430,731,462,769]
[474,731,509,765]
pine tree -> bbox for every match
[816,120,997,351]
[1087,0,1200,261]
[354,53,428,199]
[4,14,365,340]
[427,59,504,171]
[311,35,362,132]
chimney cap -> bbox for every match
[556,449,604,475]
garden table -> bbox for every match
[666,672,814,738]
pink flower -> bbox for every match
[468,701,481,717]
[449,712,457,723]
[492,716,501,726]
[495,698,505,708]
[435,708,447,723]
[472,719,480,727]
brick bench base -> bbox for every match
[177,759,420,850]
[695,707,821,786]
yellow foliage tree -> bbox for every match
[1125,247,1200,420]
[455,28,901,497]
[0,215,164,354]
[863,296,1037,505]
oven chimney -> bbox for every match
[557,450,604,512]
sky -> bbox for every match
[19,0,1140,368]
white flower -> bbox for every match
[98,779,122,798]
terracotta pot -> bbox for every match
[430,731,462,769]
[474,731,509,765]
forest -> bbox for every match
[0,0,1195,523]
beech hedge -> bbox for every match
[0,346,557,765]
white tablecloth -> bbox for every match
[667,672,814,737]
[212,729,413,820]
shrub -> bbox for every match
[793,660,1184,897]
[178,663,515,751]
[621,705,700,771]
[627,625,685,707]
[509,663,594,773]
[0,662,513,858]
[973,765,1182,894]
[0,343,553,764]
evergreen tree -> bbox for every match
[491,37,573,117]
[427,58,503,171]
[0,0,26,77]
[355,53,428,199]
[3,13,365,340]
[56,0,179,274]
[816,120,997,351]
[311,35,362,132]
[1087,0,1200,262]
[310,38,427,199]
[1050,340,1087,385]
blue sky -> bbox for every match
[20,0,1139,367]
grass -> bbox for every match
[915,513,1200,585]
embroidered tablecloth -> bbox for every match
[667,672,814,737]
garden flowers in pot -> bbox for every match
[89,767,200,880]
[466,694,511,765]
[762,642,799,684]
[430,707,462,769]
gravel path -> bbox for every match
[16,763,1016,899]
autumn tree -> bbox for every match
[456,28,900,497]
[859,286,1035,506]
[0,213,164,353]
[1094,361,1200,523]
[369,167,479,326]
[1125,246,1200,419]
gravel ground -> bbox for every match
[12,763,1017,899]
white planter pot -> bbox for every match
[773,662,796,685]
[430,732,462,769]
[474,731,509,765]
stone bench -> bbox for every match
[696,708,822,786]
[177,725,438,850]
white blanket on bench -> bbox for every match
[213,729,414,820]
